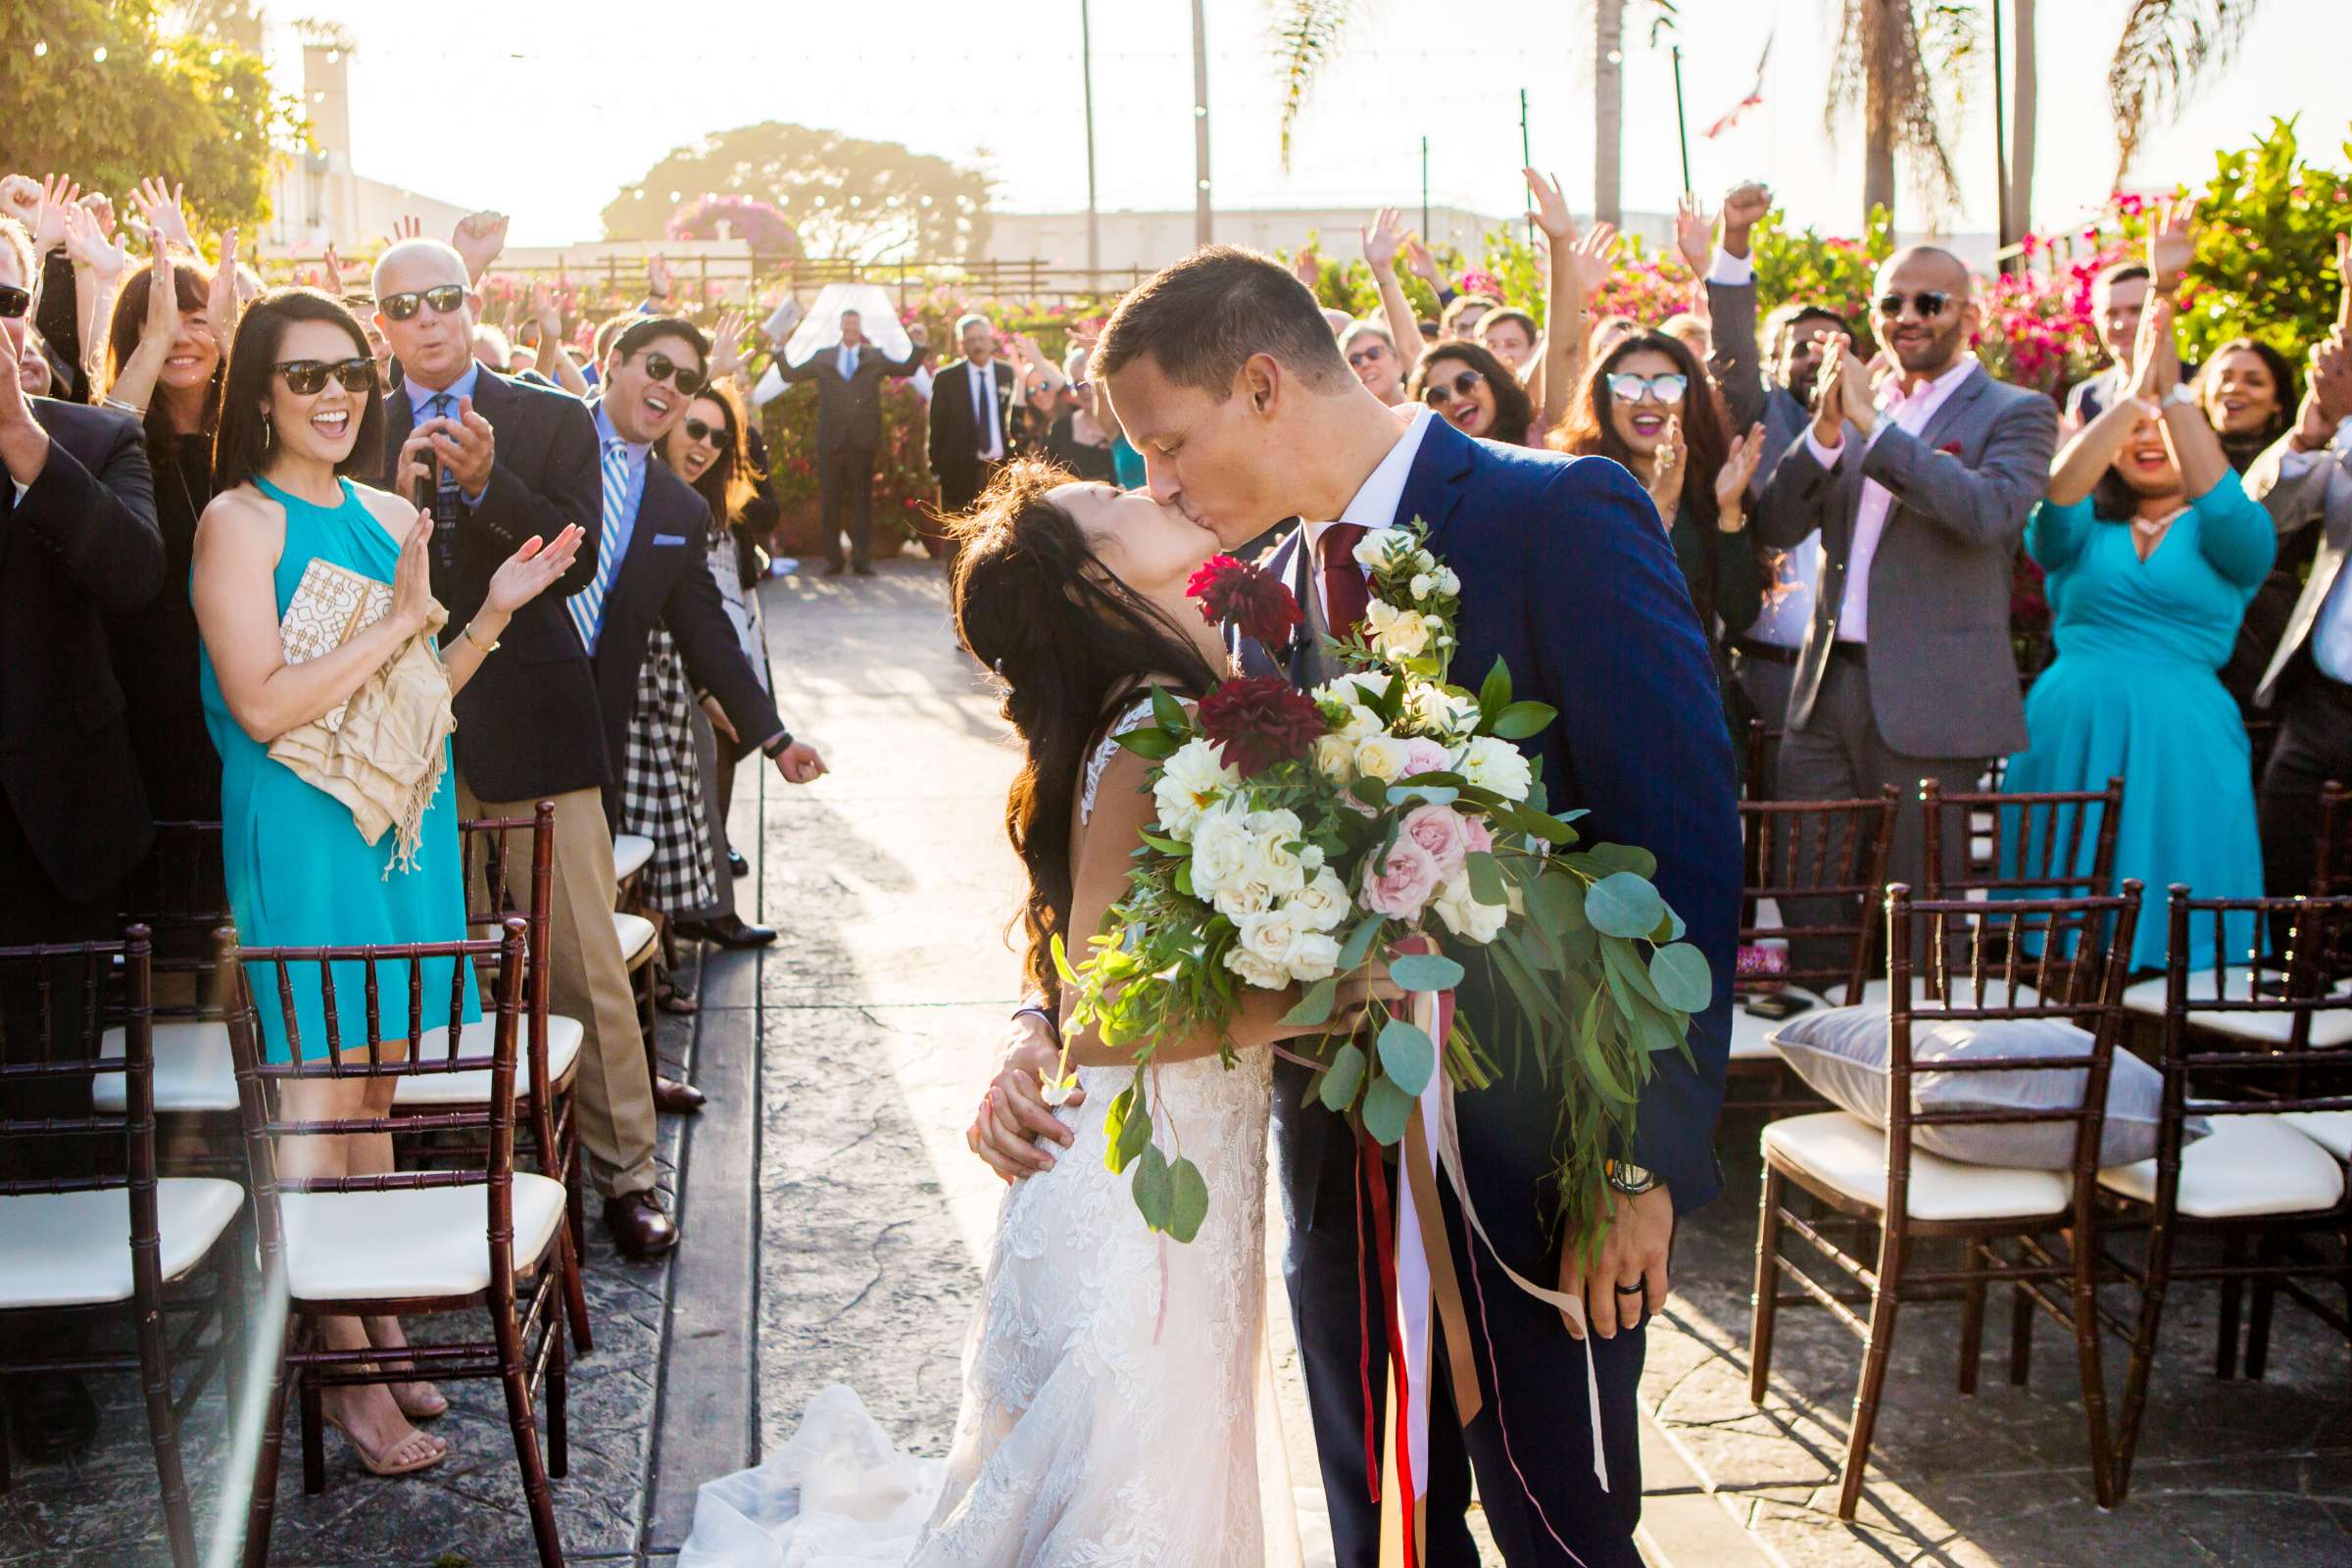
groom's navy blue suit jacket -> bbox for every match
[1243,414,1740,1263]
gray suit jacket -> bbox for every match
[1704,278,1824,498]
[1754,365,2056,759]
[2247,426,2352,708]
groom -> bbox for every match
[973,247,1740,1565]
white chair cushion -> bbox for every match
[2119,969,2352,1045]
[0,1180,243,1308]
[2099,1114,2345,1218]
[2281,1110,2352,1161]
[1730,990,1830,1061]
[612,833,655,884]
[279,1173,566,1302]
[614,910,657,966]
[1761,1110,2073,1222]
[393,1015,585,1106]
[93,1020,239,1113]
[1851,974,2044,1012]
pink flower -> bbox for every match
[1400,738,1452,778]
[1360,839,1443,922]
[1461,815,1494,857]
[1400,805,1472,878]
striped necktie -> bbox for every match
[426,392,461,570]
[569,438,633,655]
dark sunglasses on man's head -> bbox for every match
[274,358,378,396]
[1420,368,1485,407]
[637,351,706,396]
[682,416,723,444]
[0,285,27,320]
[377,284,467,322]
[1607,371,1689,405]
[1876,289,1952,319]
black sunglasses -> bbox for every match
[682,416,724,444]
[1875,289,1953,319]
[0,285,26,320]
[377,284,467,321]
[274,358,378,395]
[1420,368,1485,407]
[638,351,707,396]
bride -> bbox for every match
[680,461,1398,1566]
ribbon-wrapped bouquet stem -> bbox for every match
[1053,522,1711,1253]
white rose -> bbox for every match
[1152,737,1240,841]
[1354,734,1409,782]
[1313,732,1358,783]
[1410,572,1435,602]
[1409,683,1480,739]
[1312,671,1390,707]
[1225,946,1290,989]
[1236,907,1303,970]
[1351,526,1410,570]
[1433,879,1510,943]
[1340,704,1383,740]
[1288,930,1343,982]
[1364,599,1432,660]
[1214,881,1275,920]
[1253,830,1309,896]
[1188,806,1252,895]
[1461,735,1535,802]
[1287,869,1351,932]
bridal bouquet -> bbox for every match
[1054,523,1710,1247]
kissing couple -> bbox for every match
[682,246,1740,1567]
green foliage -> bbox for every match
[0,0,304,230]
[2171,117,2351,368]
[1748,205,1895,338]
[603,122,992,261]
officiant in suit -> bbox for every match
[773,307,927,575]
[1755,247,2057,947]
[930,314,1015,521]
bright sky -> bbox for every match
[270,0,2349,248]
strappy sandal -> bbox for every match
[325,1413,447,1477]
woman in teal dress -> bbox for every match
[192,287,583,1477]
[2003,297,2273,972]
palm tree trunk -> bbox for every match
[1862,0,1897,222]
[2007,0,2037,240]
[1593,0,1624,228]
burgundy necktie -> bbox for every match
[1315,522,1372,637]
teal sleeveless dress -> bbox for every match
[2000,474,2277,972]
[200,476,480,1062]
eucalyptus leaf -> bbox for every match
[1527,871,1587,932]
[1491,701,1558,740]
[1519,811,1575,846]
[1351,776,1392,810]
[1140,831,1190,857]
[1114,1096,1152,1167]
[1376,1016,1437,1097]
[1284,976,1339,1027]
[1649,906,1687,944]
[1647,943,1713,1013]
[1632,1003,1687,1058]
[1600,935,1667,1009]
[1386,784,1460,808]
[1051,932,1078,986]
[1131,1143,1173,1231]
[1318,1041,1368,1112]
[1114,726,1181,760]
[1584,842,1658,879]
[1102,1086,1134,1173]
[1361,1075,1414,1145]
[1585,872,1664,939]
[1390,954,1466,992]
[1166,1157,1210,1244]
[1338,913,1386,974]
[1466,852,1508,906]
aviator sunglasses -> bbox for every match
[274,358,378,395]
[1875,289,1953,319]
[637,351,707,396]
[377,284,467,321]
[0,285,27,320]
[1420,368,1485,407]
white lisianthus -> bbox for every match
[1312,732,1358,783]
[1152,738,1240,842]
[1288,929,1343,982]
[1225,946,1290,989]
[1437,566,1461,596]
[1287,869,1351,932]
[1411,548,1438,575]
[1461,735,1535,802]
[1351,526,1411,571]
[1188,804,1253,895]
[1312,671,1391,707]
[1408,683,1481,739]
[1354,733,1409,782]
[1340,704,1384,740]
[1409,572,1435,602]
[1364,599,1432,660]
[1432,878,1510,943]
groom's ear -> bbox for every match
[1241,352,1283,416]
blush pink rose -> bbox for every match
[1400,804,1473,878]
[1400,738,1453,778]
[1460,815,1494,856]
[1360,838,1443,922]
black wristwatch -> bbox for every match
[1604,1158,1659,1198]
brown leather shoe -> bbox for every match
[654,1075,707,1115]
[603,1191,680,1258]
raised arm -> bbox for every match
[1701,183,1773,434]
[0,358,162,609]
[883,322,929,377]
[1360,208,1426,380]
[1525,168,1597,432]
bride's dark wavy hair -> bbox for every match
[950,459,1221,1004]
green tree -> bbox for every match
[603,122,991,264]
[2166,117,2349,367]
[0,0,302,230]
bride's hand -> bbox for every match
[967,1015,1082,1184]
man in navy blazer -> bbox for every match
[970,248,1740,1566]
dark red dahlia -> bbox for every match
[1186,555,1304,650]
[1197,676,1327,776]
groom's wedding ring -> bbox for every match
[1612,1282,1646,1296]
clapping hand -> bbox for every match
[138,227,178,350]
[452,211,509,285]
[2309,330,2352,428]
[2131,292,2181,404]
[1673,192,1713,275]
[389,512,437,637]
[484,524,587,615]
[1811,333,1853,444]
[208,227,242,342]
[419,396,496,496]
[1644,415,1687,521]
[1714,421,1767,528]
[2334,232,2351,335]
[1360,207,1406,274]
[2147,195,2198,294]
[130,177,197,252]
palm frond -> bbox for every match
[2108,0,2264,181]
[1271,0,1355,172]
[1823,0,1963,220]
[1823,0,1869,141]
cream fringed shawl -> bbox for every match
[266,559,457,875]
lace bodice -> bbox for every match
[1079,697,1160,824]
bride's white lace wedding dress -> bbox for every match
[680,703,1300,1567]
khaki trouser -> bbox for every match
[458,777,657,1198]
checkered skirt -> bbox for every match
[619,626,718,916]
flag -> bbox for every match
[1703,30,1773,140]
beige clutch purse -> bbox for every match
[278,559,394,729]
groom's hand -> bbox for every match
[966,1014,1082,1183]
[1560,1186,1674,1339]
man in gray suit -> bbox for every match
[2247,324,2352,905]
[1755,246,2058,928]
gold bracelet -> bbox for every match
[460,622,500,655]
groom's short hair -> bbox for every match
[1096,245,1350,399]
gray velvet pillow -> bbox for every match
[1768,1005,2202,1169]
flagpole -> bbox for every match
[1420,135,1429,240]
[1519,89,1533,249]
[1671,46,1692,196]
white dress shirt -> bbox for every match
[1299,407,1435,626]
[2290,416,2352,682]
[1801,354,1982,644]
[967,358,1004,463]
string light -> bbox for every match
[92,45,109,63]
[32,41,47,58]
